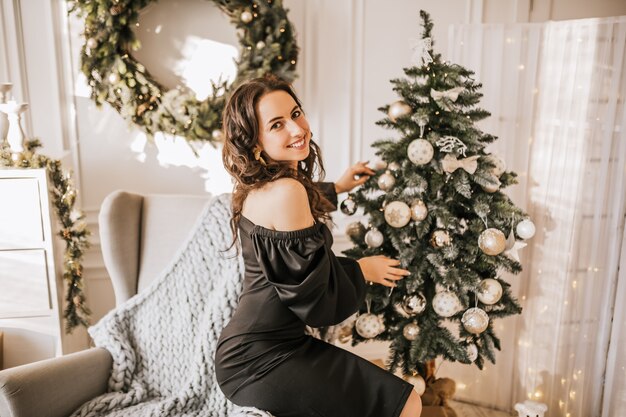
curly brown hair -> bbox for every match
[222,75,334,252]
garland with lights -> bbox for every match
[1,141,91,332]
[67,0,299,150]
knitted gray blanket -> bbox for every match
[71,194,273,417]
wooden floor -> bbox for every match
[449,400,515,417]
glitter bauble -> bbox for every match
[240,10,253,23]
[485,154,507,177]
[377,171,396,191]
[402,323,420,341]
[403,294,427,315]
[388,100,412,122]
[407,139,434,165]
[384,201,411,228]
[467,343,479,362]
[345,222,366,241]
[462,307,489,334]
[430,230,451,248]
[432,291,461,318]
[410,199,428,221]
[365,228,384,248]
[405,374,426,395]
[340,197,357,215]
[516,219,536,240]
[355,313,384,339]
[477,278,503,305]
[478,228,506,255]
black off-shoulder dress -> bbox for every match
[215,184,413,417]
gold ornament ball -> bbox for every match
[462,307,489,334]
[355,313,385,339]
[407,139,434,165]
[256,41,266,49]
[241,11,254,23]
[477,278,503,305]
[410,199,428,221]
[430,230,451,248]
[402,323,420,341]
[377,171,396,191]
[86,38,97,49]
[388,100,412,122]
[345,221,366,241]
[388,161,401,172]
[478,228,506,255]
[384,201,412,228]
[405,374,426,395]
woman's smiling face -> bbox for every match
[256,90,311,169]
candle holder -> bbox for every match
[0,83,12,142]
[0,100,29,154]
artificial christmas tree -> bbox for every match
[342,10,534,400]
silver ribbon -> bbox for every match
[411,37,433,66]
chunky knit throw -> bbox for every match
[71,194,273,417]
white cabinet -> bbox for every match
[0,168,88,369]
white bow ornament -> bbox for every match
[430,87,464,111]
[411,37,433,66]
[441,154,480,175]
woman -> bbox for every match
[216,75,422,417]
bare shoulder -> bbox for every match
[243,178,314,231]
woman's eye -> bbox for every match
[271,121,282,130]
[292,110,301,118]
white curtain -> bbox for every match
[444,16,626,416]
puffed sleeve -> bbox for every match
[316,182,338,210]
[251,223,365,327]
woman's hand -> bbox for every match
[335,161,376,194]
[357,255,410,288]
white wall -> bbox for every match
[1,0,625,408]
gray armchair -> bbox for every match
[0,190,212,417]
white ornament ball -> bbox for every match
[432,291,461,318]
[256,41,266,49]
[477,278,503,305]
[211,129,224,141]
[86,37,97,49]
[388,100,412,122]
[462,307,489,334]
[403,293,427,315]
[365,228,384,248]
[405,374,426,395]
[388,161,401,172]
[378,171,396,191]
[485,154,507,176]
[371,158,388,170]
[410,199,428,221]
[355,313,384,339]
[430,230,451,248]
[402,323,420,341]
[240,11,253,23]
[466,343,479,362]
[108,72,120,84]
[384,201,412,228]
[407,139,434,166]
[516,219,536,239]
[478,228,507,256]
[481,182,500,193]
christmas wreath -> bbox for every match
[68,0,299,148]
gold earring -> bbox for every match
[253,145,267,166]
